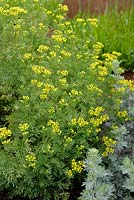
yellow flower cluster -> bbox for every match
[117,110,128,119]
[0,6,27,16]
[32,65,52,76]
[51,34,67,43]
[118,80,134,91]
[0,127,12,144]
[49,51,57,58]
[25,153,36,168]
[56,15,64,20]
[90,114,109,127]
[19,123,29,133]
[64,136,72,143]
[23,53,32,60]
[31,79,43,88]
[47,120,61,134]
[103,52,120,61]
[76,18,85,23]
[48,107,55,113]
[37,45,49,53]
[59,98,65,104]
[116,87,125,93]
[57,70,68,76]
[58,4,69,12]
[61,50,71,57]
[90,60,103,69]
[69,89,79,96]
[102,136,117,157]
[67,159,84,177]
[93,42,104,52]
[59,78,67,85]
[87,18,98,27]
[98,65,108,77]
[40,83,57,100]
[22,95,29,101]
[88,106,104,116]
[112,51,121,57]
[77,117,89,127]
[87,84,103,95]
[38,23,45,30]
[71,117,88,127]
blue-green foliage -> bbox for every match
[80,148,114,200]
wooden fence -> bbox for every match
[63,0,134,18]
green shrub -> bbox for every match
[0,1,134,199]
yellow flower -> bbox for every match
[90,61,103,69]
[22,96,29,100]
[117,111,128,118]
[56,15,64,20]
[59,98,65,104]
[88,106,104,116]
[7,7,27,16]
[61,50,71,57]
[67,170,73,177]
[117,87,126,93]
[87,18,98,23]
[64,136,72,143]
[2,139,11,144]
[118,80,134,91]
[48,107,55,113]
[37,45,49,53]
[23,53,32,60]
[58,4,69,12]
[57,70,68,76]
[76,18,85,23]
[98,66,108,76]
[19,123,29,132]
[90,115,109,127]
[38,23,45,29]
[50,51,56,57]
[31,79,37,85]
[77,117,88,127]
[102,136,116,157]
[93,42,104,50]
[40,93,47,100]
[103,53,117,61]
[59,78,67,85]
[87,84,103,95]
[71,118,77,125]
[69,89,79,96]
[25,153,36,168]
[51,34,67,43]
[112,51,121,57]
[0,127,12,140]
[47,120,61,134]
[32,65,52,76]
[71,159,84,173]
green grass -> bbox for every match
[94,8,134,70]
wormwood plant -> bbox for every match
[79,148,114,200]
[0,1,134,199]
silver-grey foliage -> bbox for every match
[80,148,115,200]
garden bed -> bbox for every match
[0,1,134,200]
